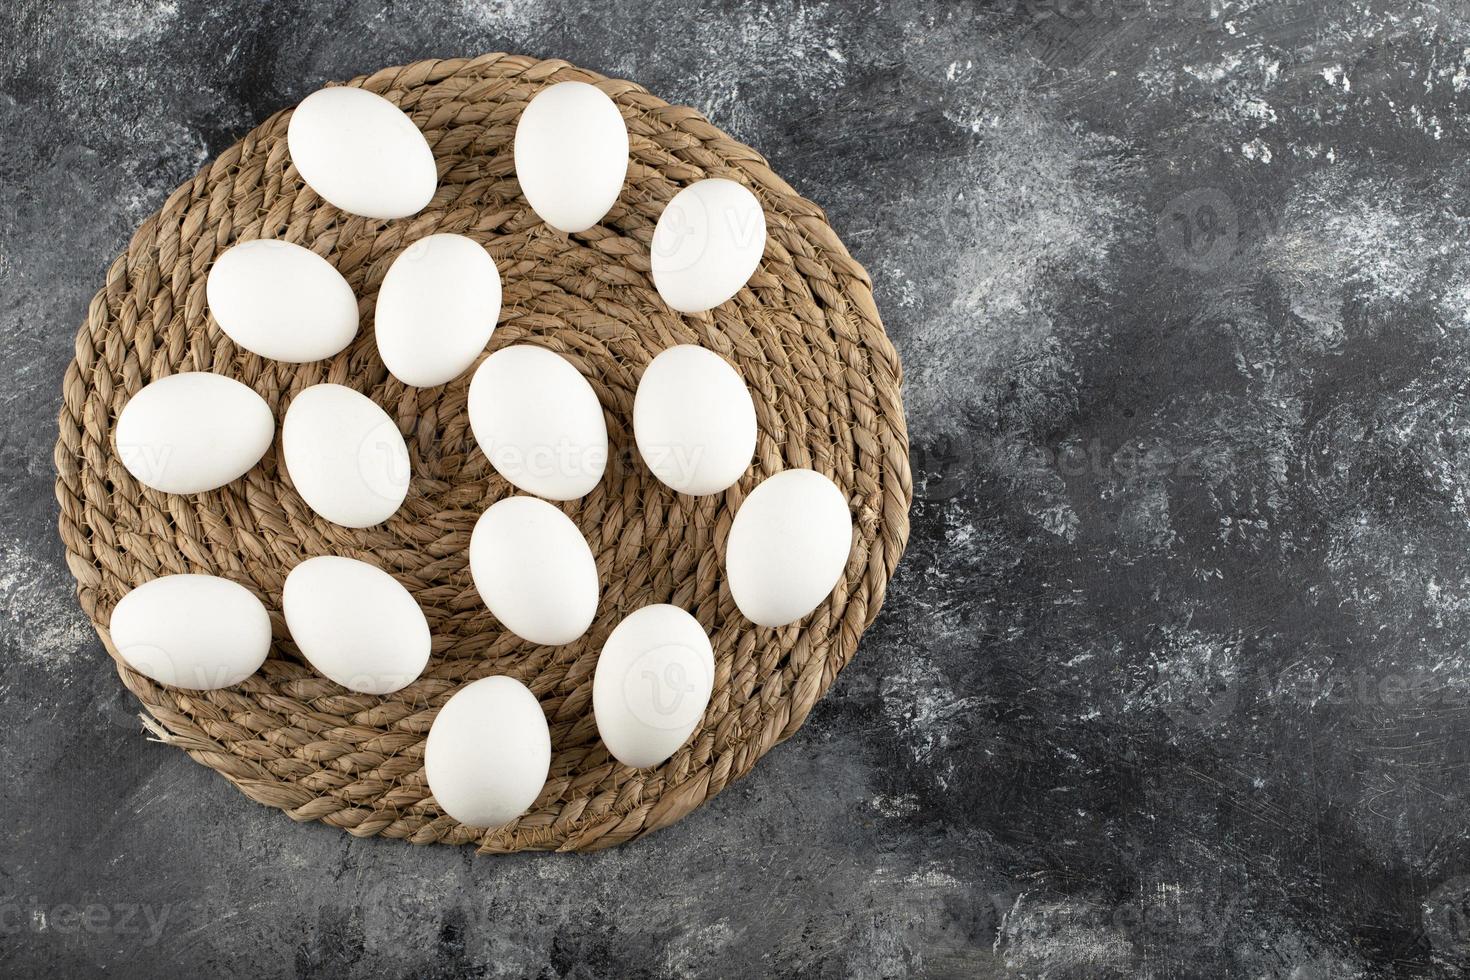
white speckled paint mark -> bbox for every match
[90,0,180,42]
[902,82,1127,429]
[662,921,738,977]
[868,793,920,817]
[1263,169,1470,325]
[878,644,982,780]
[0,537,94,672]
[456,0,543,32]
[997,893,1133,975]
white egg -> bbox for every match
[282,384,410,528]
[108,574,270,690]
[115,372,274,495]
[206,239,358,363]
[725,469,853,628]
[467,345,608,501]
[633,345,756,495]
[424,675,551,828]
[650,178,767,313]
[469,496,598,646]
[286,86,437,220]
[282,555,431,695]
[593,604,714,769]
[375,234,502,387]
[513,81,629,233]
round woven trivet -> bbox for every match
[52,54,911,852]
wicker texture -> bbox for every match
[52,54,911,852]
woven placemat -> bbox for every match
[52,53,911,853]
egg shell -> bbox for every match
[469,496,599,646]
[282,555,431,695]
[375,233,502,387]
[108,574,270,690]
[115,372,274,495]
[725,469,854,628]
[424,675,551,828]
[206,239,358,363]
[513,81,629,233]
[467,345,608,501]
[650,178,767,313]
[633,345,756,496]
[282,384,410,528]
[593,604,714,769]
[286,86,437,220]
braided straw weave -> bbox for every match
[52,54,911,852]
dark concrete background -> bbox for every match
[6,0,1470,976]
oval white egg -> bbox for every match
[633,345,756,495]
[282,384,410,528]
[206,239,358,362]
[375,233,502,387]
[513,81,629,233]
[726,469,853,628]
[282,555,431,695]
[286,85,436,220]
[650,178,767,313]
[469,496,598,646]
[467,345,608,501]
[115,372,274,495]
[108,574,270,690]
[593,604,714,769]
[424,675,550,828]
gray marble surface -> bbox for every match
[7,0,1470,977]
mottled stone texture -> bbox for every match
[5,0,1470,976]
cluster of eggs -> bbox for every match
[106,81,855,830]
